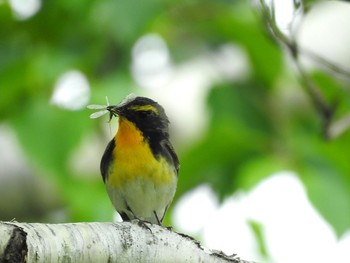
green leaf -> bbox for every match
[63,178,114,222]
[292,133,350,236]
[300,164,350,237]
[309,71,350,116]
[11,99,92,177]
[248,220,269,259]
[91,0,165,45]
[177,83,275,200]
[236,156,286,190]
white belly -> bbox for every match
[106,175,177,224]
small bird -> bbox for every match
[90,94,179,225]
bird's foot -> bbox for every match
[132,219,153,232]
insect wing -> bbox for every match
[87,104,107,110]
[118,93,136,107]
[90,109,109,119]
[87,96,113,119]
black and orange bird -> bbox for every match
[89,94,179,225]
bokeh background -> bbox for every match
[1,0,350,262]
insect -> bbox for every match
[87,96,111,119]
[87,94,136,121]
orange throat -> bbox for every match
[115,117,144,147]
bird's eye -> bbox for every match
[138,110,152,119]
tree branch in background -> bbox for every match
[258,0,350,139]
[0,221,253,263]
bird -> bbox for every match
[98,94,179,225]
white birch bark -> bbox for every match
[0,221,254,263]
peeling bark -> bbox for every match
[0,223,27,263]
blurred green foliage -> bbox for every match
[1,0,350,250]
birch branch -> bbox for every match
[0,221,253,263]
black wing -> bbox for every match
[161,140,180,175]
[100,139,115,183]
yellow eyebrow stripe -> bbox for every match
[129,105,158,114]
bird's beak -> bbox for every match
[106,105,120,115]
[106,106,120,123]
